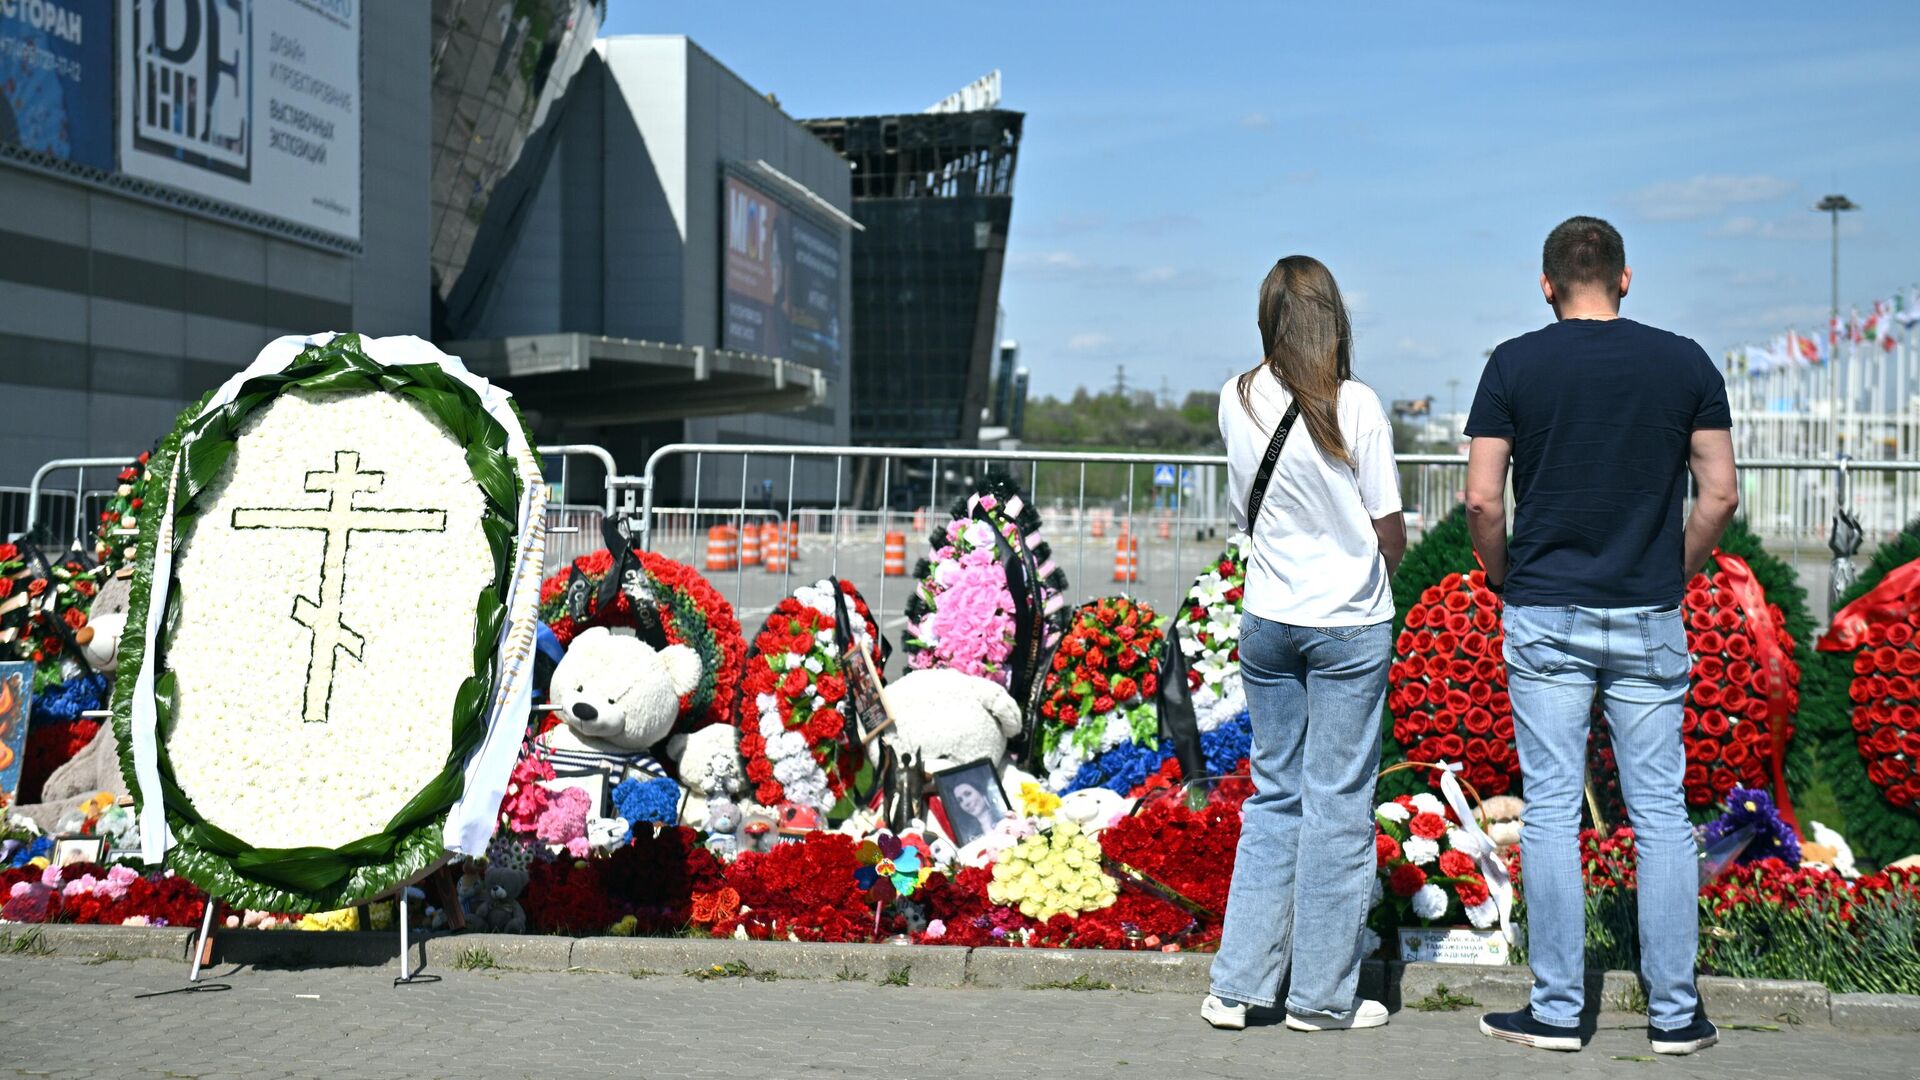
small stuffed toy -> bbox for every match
[539,626,703,813]
[1480,795,1525,852]
[703,797,744,858]
[473,865,529,934]
[667,723,746,830]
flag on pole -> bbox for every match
[1898,287,1920,329]
[1791,330,1819,365]
[1850,307,1866,345]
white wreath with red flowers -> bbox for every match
[739,580,881,813]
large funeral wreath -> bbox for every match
[538,548,745,732]
[113,334,539,912]
[736,578,884,811]
[904,474,1069,707]
[1806,519,1920,867]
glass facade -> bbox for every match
[428,0,602,321]
[802,110,1023,447]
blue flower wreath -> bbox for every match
[1065,712,1255,796]
[33,672,111,726]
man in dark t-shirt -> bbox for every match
[1463,216,1739,1057]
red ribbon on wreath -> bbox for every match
[1713,550,1797,829]
[1817,560,1920,655]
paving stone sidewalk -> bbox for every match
[1,953,1911,1080]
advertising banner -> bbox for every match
[0,0,113,170]
[723,172,842,374]
[119,0,360,241]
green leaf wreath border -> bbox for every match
[1804,519,1920,868]
[111,334,529,913]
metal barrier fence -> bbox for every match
[633,445,1920,642]
[15,442,1918,630]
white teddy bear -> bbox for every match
[539,626,703,820]
[877,668,1038,793]
[666,722,747,831]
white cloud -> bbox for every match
[1240,111,1272,130]
[1718,215,1863,241]
[1624,175,1796,222]
[1066,333,1112,352]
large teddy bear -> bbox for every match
[537,626,701,829]
[878,668,1037,790]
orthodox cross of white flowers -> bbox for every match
[231,450,447,723]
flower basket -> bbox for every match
[112,333,549,913]
[1371,759,1512,954]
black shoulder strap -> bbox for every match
[1244,400,1302,526]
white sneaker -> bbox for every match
[1201,995,1249,1030]
[1285,999,1390,1031]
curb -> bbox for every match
[12,924,1919,1030]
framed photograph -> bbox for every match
[930,758,1012,848]
[0,662,29,807]
[841,639,893,745]
[52,835,106,868]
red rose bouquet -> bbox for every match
[1388,569,1519,796]
[737,579,883,811]
[1034,597,1167,791]
[538,548,745,730]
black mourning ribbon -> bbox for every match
[975,504,1046,713]
[596,515,667,651]
[1156,620,1205,783]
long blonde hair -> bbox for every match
[1237,255,1354,464]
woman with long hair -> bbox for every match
[1202,255,1406,1032]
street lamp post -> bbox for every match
[1814,193,1861,614]
[1815,194,1858,447]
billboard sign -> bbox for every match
[723,171,842,374]
[119,0,360,241]
[0,0,113,170]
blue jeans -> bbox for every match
[1503,603,1700,1031]
[1210,613,1389,1019]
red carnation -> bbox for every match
[1388,863,1427,898]
[1454,874,1490,908]
[1438,849,1476,878]
[817,674,847,703]
[1410,812,1448,840]
[780,668,811,697]
[1375,832,1401,867]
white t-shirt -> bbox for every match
[1218,372,1402,627]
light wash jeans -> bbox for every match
[1209,613,1390,1020]
[1503,603,1700,1032]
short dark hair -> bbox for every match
[1542,215,1625,298]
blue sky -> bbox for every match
[605,2,1920,409]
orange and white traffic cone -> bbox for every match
[705,525,737,572]
[763,522,789,574]
[1113,533,1140,583]
[883,531,908,576]
[740,524,761,566]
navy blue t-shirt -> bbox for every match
[1464,317,1731,608]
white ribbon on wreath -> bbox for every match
[1435,759,1516,944]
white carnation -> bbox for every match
[1375,802,1411,823]
[803,656,825,674]
[1410,793,1446,817]
[1466,896,1500,929]
[1357,926,1382,958]
[1410,883,1449,921]
[1402,836,1440,866]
